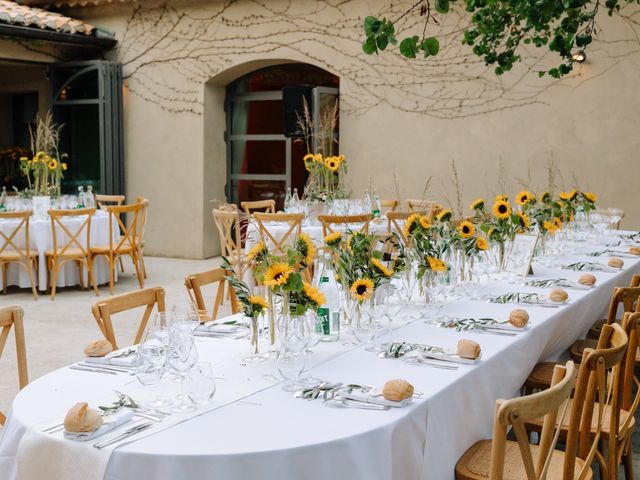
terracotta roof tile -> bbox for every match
[0,0,95,35]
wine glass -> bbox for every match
[167,332,199,413]
[137,327,172,408]
[607,208,623,230]
[186,362,217,405]
[352,301,377,345]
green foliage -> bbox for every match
[361,0,636,78]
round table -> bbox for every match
[1,235,639,480]
[0,210,117,291]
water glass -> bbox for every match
[186,362,217,405]
[167,333,199,413]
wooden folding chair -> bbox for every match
[317,214,373,238]
[241,199,275,217]
[252,212,304,258]
[0,305,28,425]
[379,199,398,214]
[91,286,166,349]
[91,203,144,294]
[95,194,125,210]
[135,197,149,279]
[456,361,578,480]
[185,268,239,322]
[405,198,443,220]
[386,210,427,245]
[213,207,244,276]
[593,208,625,229]
[0,211,38,299]
[47,207,98,300]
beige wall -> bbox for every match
[67,0,640,258]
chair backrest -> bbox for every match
[106,203,142,254]
[619,312,640,452]
[386,210,427,244]
[0,305,28,425]
[317,214,373,238]
[96,194,125,209]
[185,268,239,321]
[253,212,304,257]
[212,208,243,260]
[564,322,628,480]
[593,209,625,229]
[0,210,32,260]
[91,286,166,349]
[405,198,443,220]
[488,361,576,480]
[605,285,640,324]
[135,197,149,242]
[630,274,640,288]
[48,207,95,257]
[379,199,398,214]
[241,199,275,217]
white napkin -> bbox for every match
[63,409,135,441]
[84,349,138,367]
[341,391,412,408]
[417,349,480,365]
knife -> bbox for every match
[93,421,153,449]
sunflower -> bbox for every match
[303,153,315,172]
[470,198,485,211]
[263,263,292,287]
[246,241,267,261]
[559,191,572,201]
[584,192,597,203]
[62,163,68,171]
[543,220,558,233]
[568,189,577,200]
[351,278,374,302]
[404,213,423,238]
[297,233,316,265]
[492,200,512,220]
[436,208,452,222]
[516,212,531,229]
[324,156,340,172]
[427,257,449,272]
[324,231,342,247]
[19,156,28,162]
[248,295,269,312]
[540,191,551,203]
[32,156,39,164]
[554,217,563,229]
[476,236,489,251]
[516,190,533,205]
[313,153,324,163]
[337,154,345,166]
[419,216,431,229]
[48,158,58,170]
[303,282,326,307]
[495,194,508,202]
[371,257,393,277]
[457,221,475,238]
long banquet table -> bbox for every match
[0,234,639,480]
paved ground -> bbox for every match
[0,256,638,475]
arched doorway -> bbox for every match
[224,63,339,209]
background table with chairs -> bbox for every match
[1,241,638,480]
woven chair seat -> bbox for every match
[570,338,597,363]
[522,361,558,392]
[588,318,607,339]
[455,439,591,480]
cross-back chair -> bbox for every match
[185,268,239,322]
[587,273,640,340]
[317,214,373,239]
[0,211,38,299]
[0,305,28,425]
[95,194,125,210]
[593,209,625,229]
[456,361,578,480]
[91,286,166,350]
[91,203,144,294]
[46,207,98,300]
[134,197,149,279]
[241,199,275,217]
[213,207,244,277]
[386,210,427,245]
[405,199,443,220]
[379,199,398,214]
[252,212,304,258]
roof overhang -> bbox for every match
[0,21,116,47]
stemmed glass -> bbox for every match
[607,208,623,231]
[167,331,199,413]
[137,327,172,408]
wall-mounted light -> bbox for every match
[571,50,586,63]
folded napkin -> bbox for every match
[63,409,135,442]
[195,313,247,338]
[84,348,138,367]
[341,391,412,408]
[417,349,480,365]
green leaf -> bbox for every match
[435,0,450,14]
[364,16,380,36]
[423,37,440,56]
[376,35,389,51]
[362,36,377,55]
[400,36,419,59]
[575,34,592,47]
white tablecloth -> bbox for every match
[1,235,639,480]
[0,210,117,291]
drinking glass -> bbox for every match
[137,327,172,407]
[186,362,217,405]
[167,332,199,412]
[607,208,623,230]
[277,314,311,391]
[352,300,377,345]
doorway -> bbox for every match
[224,64,339,210]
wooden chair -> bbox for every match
[213,207,244,277]
[524,323,629,480]
[185,268,239,322]
[95,194,125,210]
[252,212,304,257]
[379,199,398,214]
[91,203,144,294]
[455,361,579,480]
[386,210,427,244]
[135,197,149,279]
[405,198,443,220]
[241,199,275,217]
[91,286,165,350]
[0,305,28,425]
[317,214,373,238]
[593,208,625,229]
[46,207,98,300]
[0,211,38,299]
[587,274,640,340]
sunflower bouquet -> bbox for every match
[302,152,348,202]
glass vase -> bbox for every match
[243,314,267,363]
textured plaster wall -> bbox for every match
[64,0,640,258]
